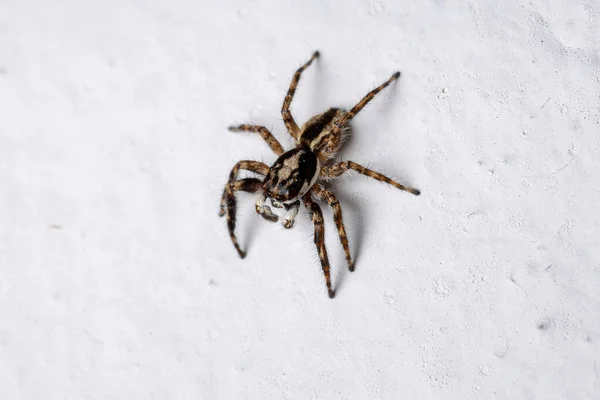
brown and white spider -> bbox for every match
[219,51,420,298]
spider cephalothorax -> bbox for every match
[219,51,420,298]
[263,147,320,203]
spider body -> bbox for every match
[220,52,420,298]
[299,107,349,160]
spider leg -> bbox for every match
[333,72,400,135]
[303,193,335,299]
[321,161,420,196]
[312,184,353,272]
[282,51,320,140]
[228,125,285,155]
[223,178,263,258]
[219,160,270,217]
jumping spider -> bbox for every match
[219,51,420,298]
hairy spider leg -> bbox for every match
[321,161,420,196]
[282,51,320,139]
[333,72,401,136]
[303,193,335,298]
[228,125,285,155]
[312,184,353,271]
[223,178,263,258]
[220,161,270,217]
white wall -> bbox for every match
[1,0,599,399]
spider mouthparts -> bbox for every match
[263,214,278,223]
[259,205,279,222]
[271,198,284,209]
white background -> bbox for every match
[1,0,599,399]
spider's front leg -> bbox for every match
[219,160,270,217]
[222,178,263,258]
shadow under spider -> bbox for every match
[241,198,261,257]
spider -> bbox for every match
[219,51,420,298]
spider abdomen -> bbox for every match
[300,107,350,160]
[262,148,320,203]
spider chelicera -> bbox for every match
[219,51,420,298]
